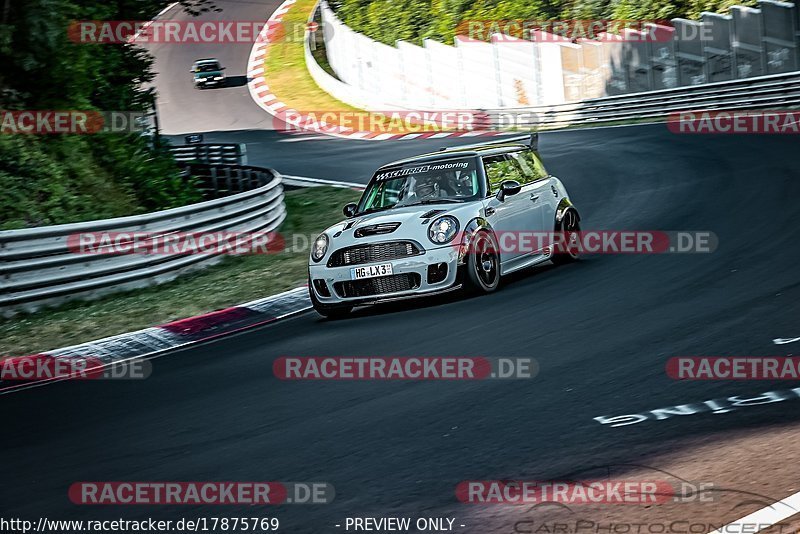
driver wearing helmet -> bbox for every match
[414,174,451,200]
[449,170,474,197]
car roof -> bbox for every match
[194,58,220,64]
[378,142,531,170]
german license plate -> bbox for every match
[351,263,393,280]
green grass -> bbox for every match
[0,187,360,357]
[264,0,359,112]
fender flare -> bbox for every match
[555,198,580,227]
[459,217,495,264]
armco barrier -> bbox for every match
[0,166,285,317]
[486,70,800,128]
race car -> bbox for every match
[307,134,581,318]
[190,59,226,88]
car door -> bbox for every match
[512,149,560,247]
[481,154,530,266]
[508,150,550,234]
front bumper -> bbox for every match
[309,244,461,305]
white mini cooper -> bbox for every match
[308,135,581,318]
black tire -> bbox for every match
[552,209,581,265]
[465,231,501,293]
[309,283,352,319]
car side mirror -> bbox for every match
[220,66,226,70]
[496,180,521,202]
[343,203,358,218]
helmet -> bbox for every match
[414,175,440,199]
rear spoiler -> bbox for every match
[438,131,539,152]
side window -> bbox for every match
[510,150,548,183]
[483,155,524,195]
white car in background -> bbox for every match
[307,135,581,318]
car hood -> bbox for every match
[323,202,481,242]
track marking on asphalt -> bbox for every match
[707,490,800,534]
[774,336,800,345]
[280,174,365,189]
[278,135,334,142]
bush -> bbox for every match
[329,0,759,45]
[0,0,215,229]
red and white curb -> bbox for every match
[245,1,507,141]
[0,287,312,395]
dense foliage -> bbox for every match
[329,0,758,46]
[0,1,217,229]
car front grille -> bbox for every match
[327,241,422,267]
[334,273,421,298]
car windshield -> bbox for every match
[357,158,480,215]
[196,62,220,72]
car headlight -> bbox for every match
[428,216,459,244]
[311,233,329,262]
[214,76,223,80]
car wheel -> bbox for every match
[466,231,500,293]
[552,209,581,264]
[309,282,352,319]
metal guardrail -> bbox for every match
[170,143,248,165]
[485,71,800,128]
[0,165,285,317]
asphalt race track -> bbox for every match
[146,0,284,134]
[4,123,800,531]
[3,0,800,532]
